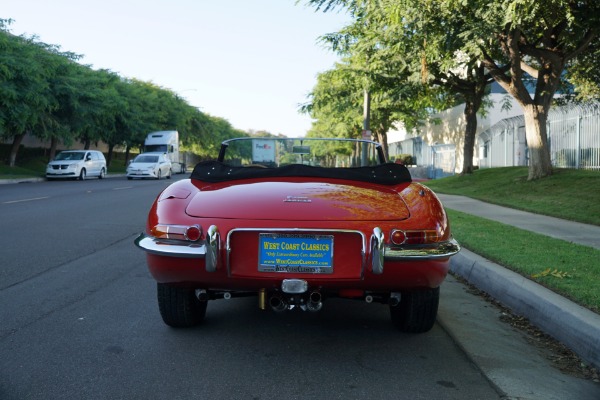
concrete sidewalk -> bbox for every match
[438,274,600,399]
[437,194,600,249]
[436,194,600,374]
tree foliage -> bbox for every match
[0,20,245,167]
[304,0,600,179]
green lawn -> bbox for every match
[447,209,600,313]
[424,167,600,226]
[424,167,600,312]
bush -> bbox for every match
[393,154,413,165]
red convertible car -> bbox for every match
[135,137,459,333]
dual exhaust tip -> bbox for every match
[265,290,323,312]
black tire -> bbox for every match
[99,168,106,179]
[79,168,86,181]
[390,287,439,333]
[157,283,207,328]
[167,169,172,179]
[156,170,161,180]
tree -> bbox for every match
[305,0,492,172]
[383,1,497,174]
[302,4,435,161]
[0,18,283,167]
[449,0,600,179]
[0,29,58,166]
[306,0,600,179]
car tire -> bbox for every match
[79,169,86,181]
[390,287,439,333]
[157,283,207,328]
[156,170,161,180]
[99,168,106,179]
[167,169,172,179]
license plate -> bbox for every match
[258,234,334,273]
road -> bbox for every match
[0,176,529,399]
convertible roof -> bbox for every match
[191,160,411,185]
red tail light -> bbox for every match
[390,229,440,245]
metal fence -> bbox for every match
[479,101,600,170]
[389,138,456,178]
[478,115,527,169]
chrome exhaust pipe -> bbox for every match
[269,295,287,312]
[389,292,401,307]
[195,289,208,301]
[306,291,323,312]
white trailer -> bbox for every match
[144,130,186,173]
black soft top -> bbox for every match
[191,160,412,185]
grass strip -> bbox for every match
[448,209,600,313]
[425,167,600,226]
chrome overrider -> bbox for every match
[135,225,460,275]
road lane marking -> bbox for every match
[3,196,49,204]
[113,186,133,190]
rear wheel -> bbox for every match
[99,167,106,179]
[156,170,161,180]
[390,287,439,333]
[157,283,207,327]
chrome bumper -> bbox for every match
[383,238,461,260]
[135,225,221,272]
[135,234,207,258]
[136,229,460,277]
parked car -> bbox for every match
[46,150,107,180]
[135,138,459,332]
[126,153,172,180]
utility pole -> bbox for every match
[362,88,371,166]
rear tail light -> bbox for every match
[390,229,440,245]
[151,224,202,241]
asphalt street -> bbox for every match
[0,176,505,400]
[0,179,600,400]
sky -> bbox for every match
[3,0,350,137]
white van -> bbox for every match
[46,150,107,180]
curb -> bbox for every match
[0,177,45,184]
[451,248,600,370]
[0,174,125,185]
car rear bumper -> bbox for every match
[135,234,208,258]
[135,233,460,260]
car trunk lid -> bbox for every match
[185,181,409,221]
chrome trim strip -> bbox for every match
[384,238,461,260]
[134,233,207,258]
[225,228,367,278]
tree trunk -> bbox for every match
[8,133,26,167]
[83,137,91,150]
[125,145,132,165]
[375,131,389,161]
[522,104,553,180]
[49,137,58,162]
[462,99,478,174]
[107,144,114,168]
